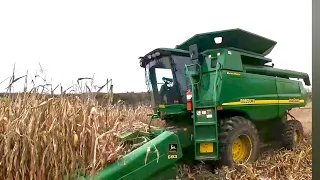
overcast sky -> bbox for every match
[0,0,312,93]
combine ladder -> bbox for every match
[185,64,220,161]
[193,105,219,160]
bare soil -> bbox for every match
[289,102,312,134]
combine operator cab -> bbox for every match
[139,48,193,109]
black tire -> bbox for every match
[218,116,260,167]
[281,120,304,149]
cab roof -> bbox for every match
[140,48,190,68]
[142,48,189,59]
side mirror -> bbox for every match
[189,44,199,60]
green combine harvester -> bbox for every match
[80,28,311,180]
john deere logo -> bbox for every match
[169,144,177,152]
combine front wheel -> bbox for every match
[281,120,304,149]
[218,116,260,167]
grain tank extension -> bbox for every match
[79,28,311,180]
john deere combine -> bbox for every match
[81,28,311,180]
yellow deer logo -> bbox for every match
[169,144,177,152]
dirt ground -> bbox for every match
[289,102,312,134]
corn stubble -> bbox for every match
[0,93,312,180]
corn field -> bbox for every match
[0,69,312,180]
[0,91,312,180]
[0,91,165,179]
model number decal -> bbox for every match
[240,99,255,104]
[288,98,300,103]
[227,71,241,76]
[168,155,178,159]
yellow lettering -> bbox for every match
[168,155,178,159]
[288,98,300,103]
[227,72,241,76]
[240,99,255,104]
